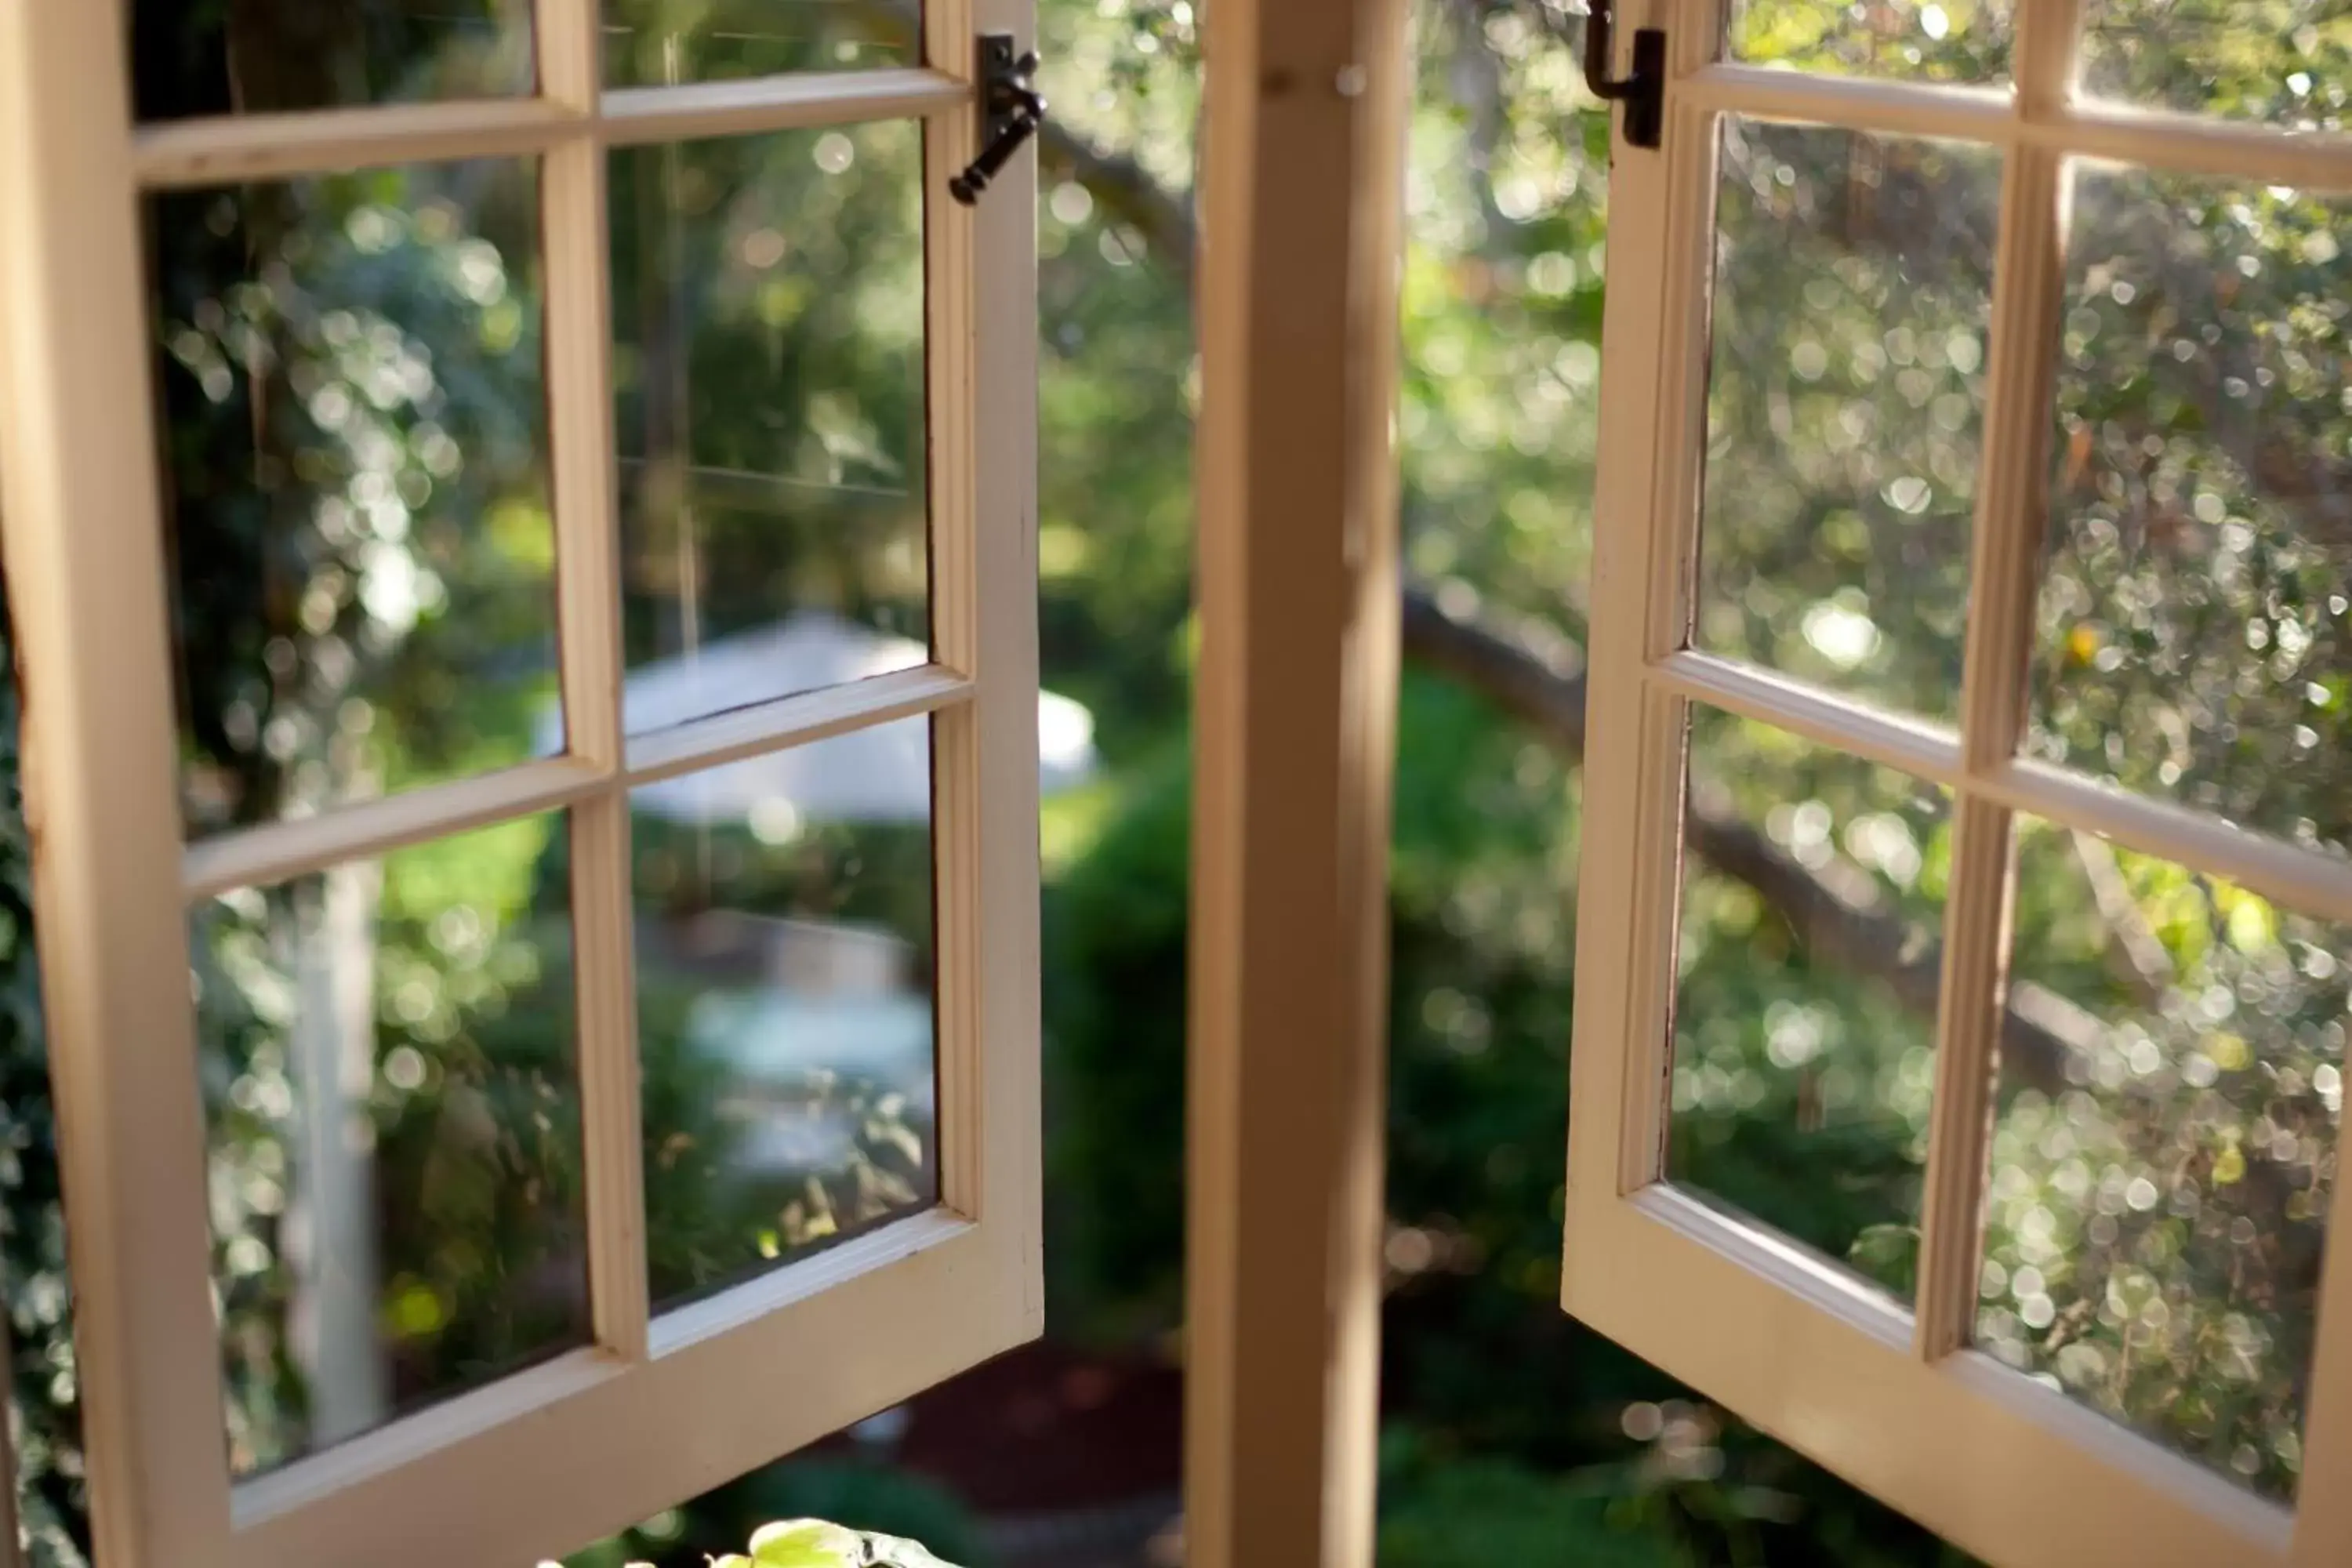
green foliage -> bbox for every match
[1732,1,2013,82]
[1378,1434,1699,1568]
[2079,0,2352,120]
[606,118,931,670]
[722,1468,987,1568]
[575,1469,986,1568]
[0,619,84,1566]
[2034,166,2352,851]
[139,103,558,823]
[1700,122,1994,721]
[1668,719,1951,1287]
[1040,739,1192,1339]
[717,1516,960,1568]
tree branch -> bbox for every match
[2070,828,2174,1006]
[1039,123,1196,292]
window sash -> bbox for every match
[0,0,1040,1562]
[1564,4,2352,1566]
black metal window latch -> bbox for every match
[950,34,1047,205]
[1582,0,1664,151]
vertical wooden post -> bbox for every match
[1183,0,1407,1561]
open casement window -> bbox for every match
[0,1,1038,1563]
[1568,2,2352,1563]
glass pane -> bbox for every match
[634,720,938,1308]
[1979,817,2342,1500]
[132,0,532,119]
[152,160,558,837]
[1668,704,1952,1302]
[603,0,915,85]
[1697,121,1996,724]
[1731,0,2012,82]
[611,122,928,735]
[2081,0,2352,127]
[2031,167,2352,857]
[194,811,583,1475]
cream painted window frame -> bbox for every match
[0,2,1040,1564]
[1565,5,2352,1566]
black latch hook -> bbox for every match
[1582,0,1665,151]
[951,34,1047,205]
